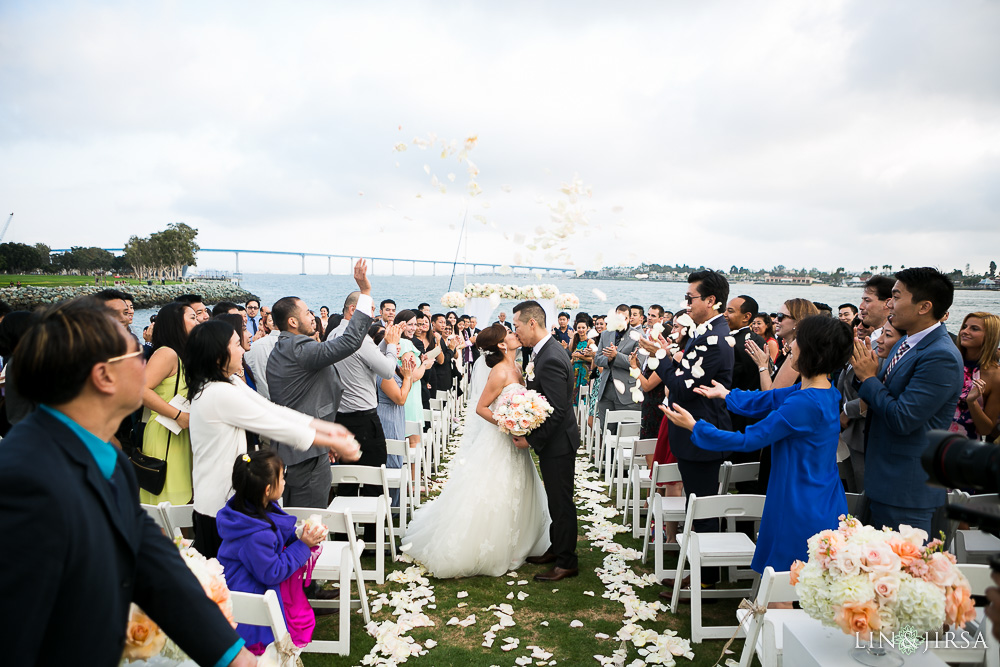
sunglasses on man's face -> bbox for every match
[683,294,704,305]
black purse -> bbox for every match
[130,365,181,496]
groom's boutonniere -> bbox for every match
[525,361,535,382]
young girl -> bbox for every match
[216,451,327,654]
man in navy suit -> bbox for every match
[0,298,254,666]
[851,267,963,535]
[649,270,735,593]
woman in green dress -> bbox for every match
[396,310,433,484]
[139,302,200,505]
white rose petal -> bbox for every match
[655,349,666,360]
[629,367,640,378]
[628,330,641,341]
[685,379,694,388]
[613,379,626,395]
[725,336,737,347]
[570,620,584,628]
[647,358,659,370]
[457,591,469,598]
[592,289,607,302]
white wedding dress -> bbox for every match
[400,369,551,578]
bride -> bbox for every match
[400,323,551,578]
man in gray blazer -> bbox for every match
[595,303,640,426]
[267,260,374,508]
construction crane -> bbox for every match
[0,213,12,244]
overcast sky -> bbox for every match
[2,0,999,275]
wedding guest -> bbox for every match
[187,320,360,557]
[0,298,254,667]
[414,312,443,410]
[176,293,211,323]
[245,299,262,336]
[446,311,459,336]
[0,310,36,429]
[318,306,330,333]
[747,298,819,392]
[859,275,894,350]
[245,311,280,400]
[661,315,853,573]
[265,260,372,509]
[373,325,417,506]
[309,310,324,342]
[852,267,963,534]
[497,311,513,332]
[431,313,461,393]
[645,305,664,336]
[661,310,674,327]
[838,303,859,324]
[379,299,396,328]
[750,313,780,364]
[217,313,257,392]
[569,319,595,405]
[953,312,1000,439]
[94,288,132,329]
[587,314,609,430]
[417,303,431,317]
[330,305,400,541]
[553,312,572,350]
[217,450,327,654]
[595,304,640,425]
[139,302,199,505]
[212,301,240,318]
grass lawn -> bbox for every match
[0,273,182,287]
[300,410,756,667]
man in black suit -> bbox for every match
[648,271,735,595]
[511,300,581,582]
[0,298,253,666]
[724,294,766,431]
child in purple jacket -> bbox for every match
[216,451,326,654]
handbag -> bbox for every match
[130,364,181,496]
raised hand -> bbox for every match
[967,378,986,404]
[353,259,372,295]
[384,323,402,345]
[693,379,729,401]
[301,522,327,548]
[659,402,696,431]
[851,338,879,381]
[745,339,769,368]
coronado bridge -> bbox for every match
[51,248,577,276]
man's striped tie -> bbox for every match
[883,340,910,378]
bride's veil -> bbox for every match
[461,355,493,444]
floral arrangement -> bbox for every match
[463,283,498,298]
[492,387,554,436]
[536,284,558,299]
[554,293,579,309]
[440,292,466,309]
[122,539,235,664]
[792,516,975,640]
[499,284,520,299]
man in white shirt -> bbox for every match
[859,275,893,352]
[245,326,280,400]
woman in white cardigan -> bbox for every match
[185,319,360,557]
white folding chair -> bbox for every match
[601,409,641,483]
[735,567,802,667]
[384,438,411,533]
[587,416,602,466]
[427,402,446,471]
[283,506,370,656]
[670,493,766,643]
[723,462,760,493]
[435,390,453,430]
[328,464,396,583]
[643,463,688,581]
[622,438,658,531]
[404,420,425,506]
[141,503,168,533]
[229,590,295,665]
[157,502,194,540]
[610,422,642,507]
[929,563,999,666]
[576,384,589,435]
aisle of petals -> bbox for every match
[355,402,698,667]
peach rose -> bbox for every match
[926,552,958,588]
[122,607,167,660]
[861,543,901,574]
[790,560,806,586]
[834,600,882,640]
[888,539,922,568]
[945,583,976,629]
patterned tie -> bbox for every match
[883,340,910,378]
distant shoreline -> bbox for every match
[0,280,259,311]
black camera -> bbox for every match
[922,430,1000,494]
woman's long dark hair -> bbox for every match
[185,320,238,401]
[152,302,195,356]
[230,450,283,529]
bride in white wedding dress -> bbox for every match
[400,324,551,578]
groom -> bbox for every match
[511,300,580,582]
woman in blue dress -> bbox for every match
[660,315,854,573]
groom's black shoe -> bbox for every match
[533,566,579,582]
[525,552,557,565]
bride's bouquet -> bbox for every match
[493,387,554,436]
[792,515,975,640]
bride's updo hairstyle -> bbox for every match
[476,323,509,368]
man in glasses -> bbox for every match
[595,303,640,427]
[647,270,735,598]
[0,298,255,666]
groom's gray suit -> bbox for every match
[525,335,580,570]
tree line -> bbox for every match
[0,223,199,278]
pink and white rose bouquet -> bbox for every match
[792,515,975,639]
[555,293,580,309]
[492,387,554,436]
[440,292,466,309]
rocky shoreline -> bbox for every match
[0,281,260,311]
